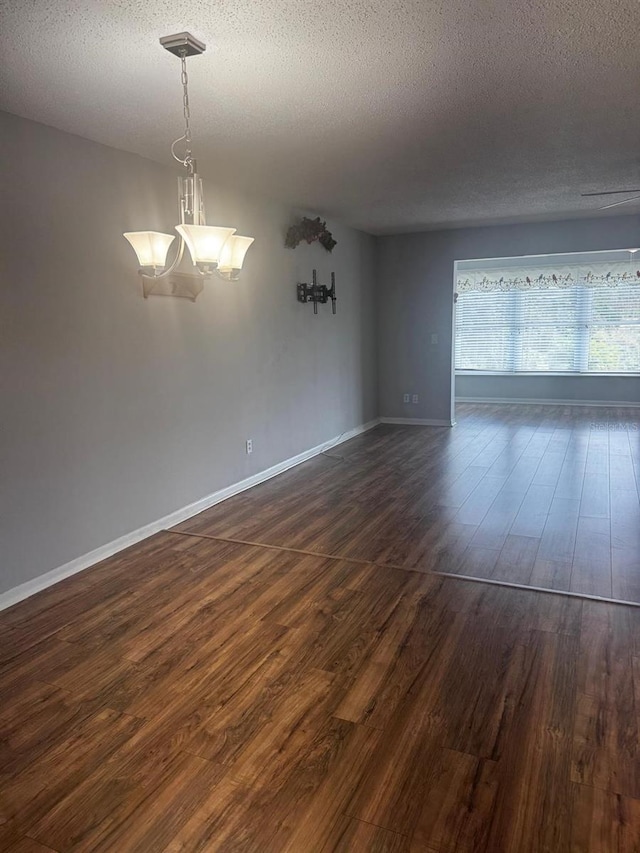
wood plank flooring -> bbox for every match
[1,404,640,850]
[175,403,640,604]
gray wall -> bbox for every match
[0,110,377,595]
[376,215,640,421]
[456,374,640,404]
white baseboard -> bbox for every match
[380,417,455,426]
[456,396,640,408]
[0,418,381,612]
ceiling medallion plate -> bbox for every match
[159,32,206,58]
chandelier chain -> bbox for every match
[181,52,192,155]
[171,49,194,169]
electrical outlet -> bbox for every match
[403,393,410,403]
[431,333,438,345]
[246,439,253,455]
[412,394,419,404]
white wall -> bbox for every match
[0,111,377,596]
[376,215,640,420]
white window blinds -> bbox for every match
[455,261,640,374]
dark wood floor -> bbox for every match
[175,403,640,603]
[1,404,640,851]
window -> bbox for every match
[455,253,640,374]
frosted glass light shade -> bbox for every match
[176,224,235,268]
[123,231,175,268]
[218,235,255,279]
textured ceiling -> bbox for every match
[1,0,639,234]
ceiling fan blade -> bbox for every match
[581,189,640,197]
[598,195,640,210]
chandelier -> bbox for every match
[124,33,254,298]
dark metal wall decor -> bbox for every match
[285,217,337,252]
[297,270,337,314]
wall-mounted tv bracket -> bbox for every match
[297,270,337,315]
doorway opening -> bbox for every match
[452,247,640,416]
